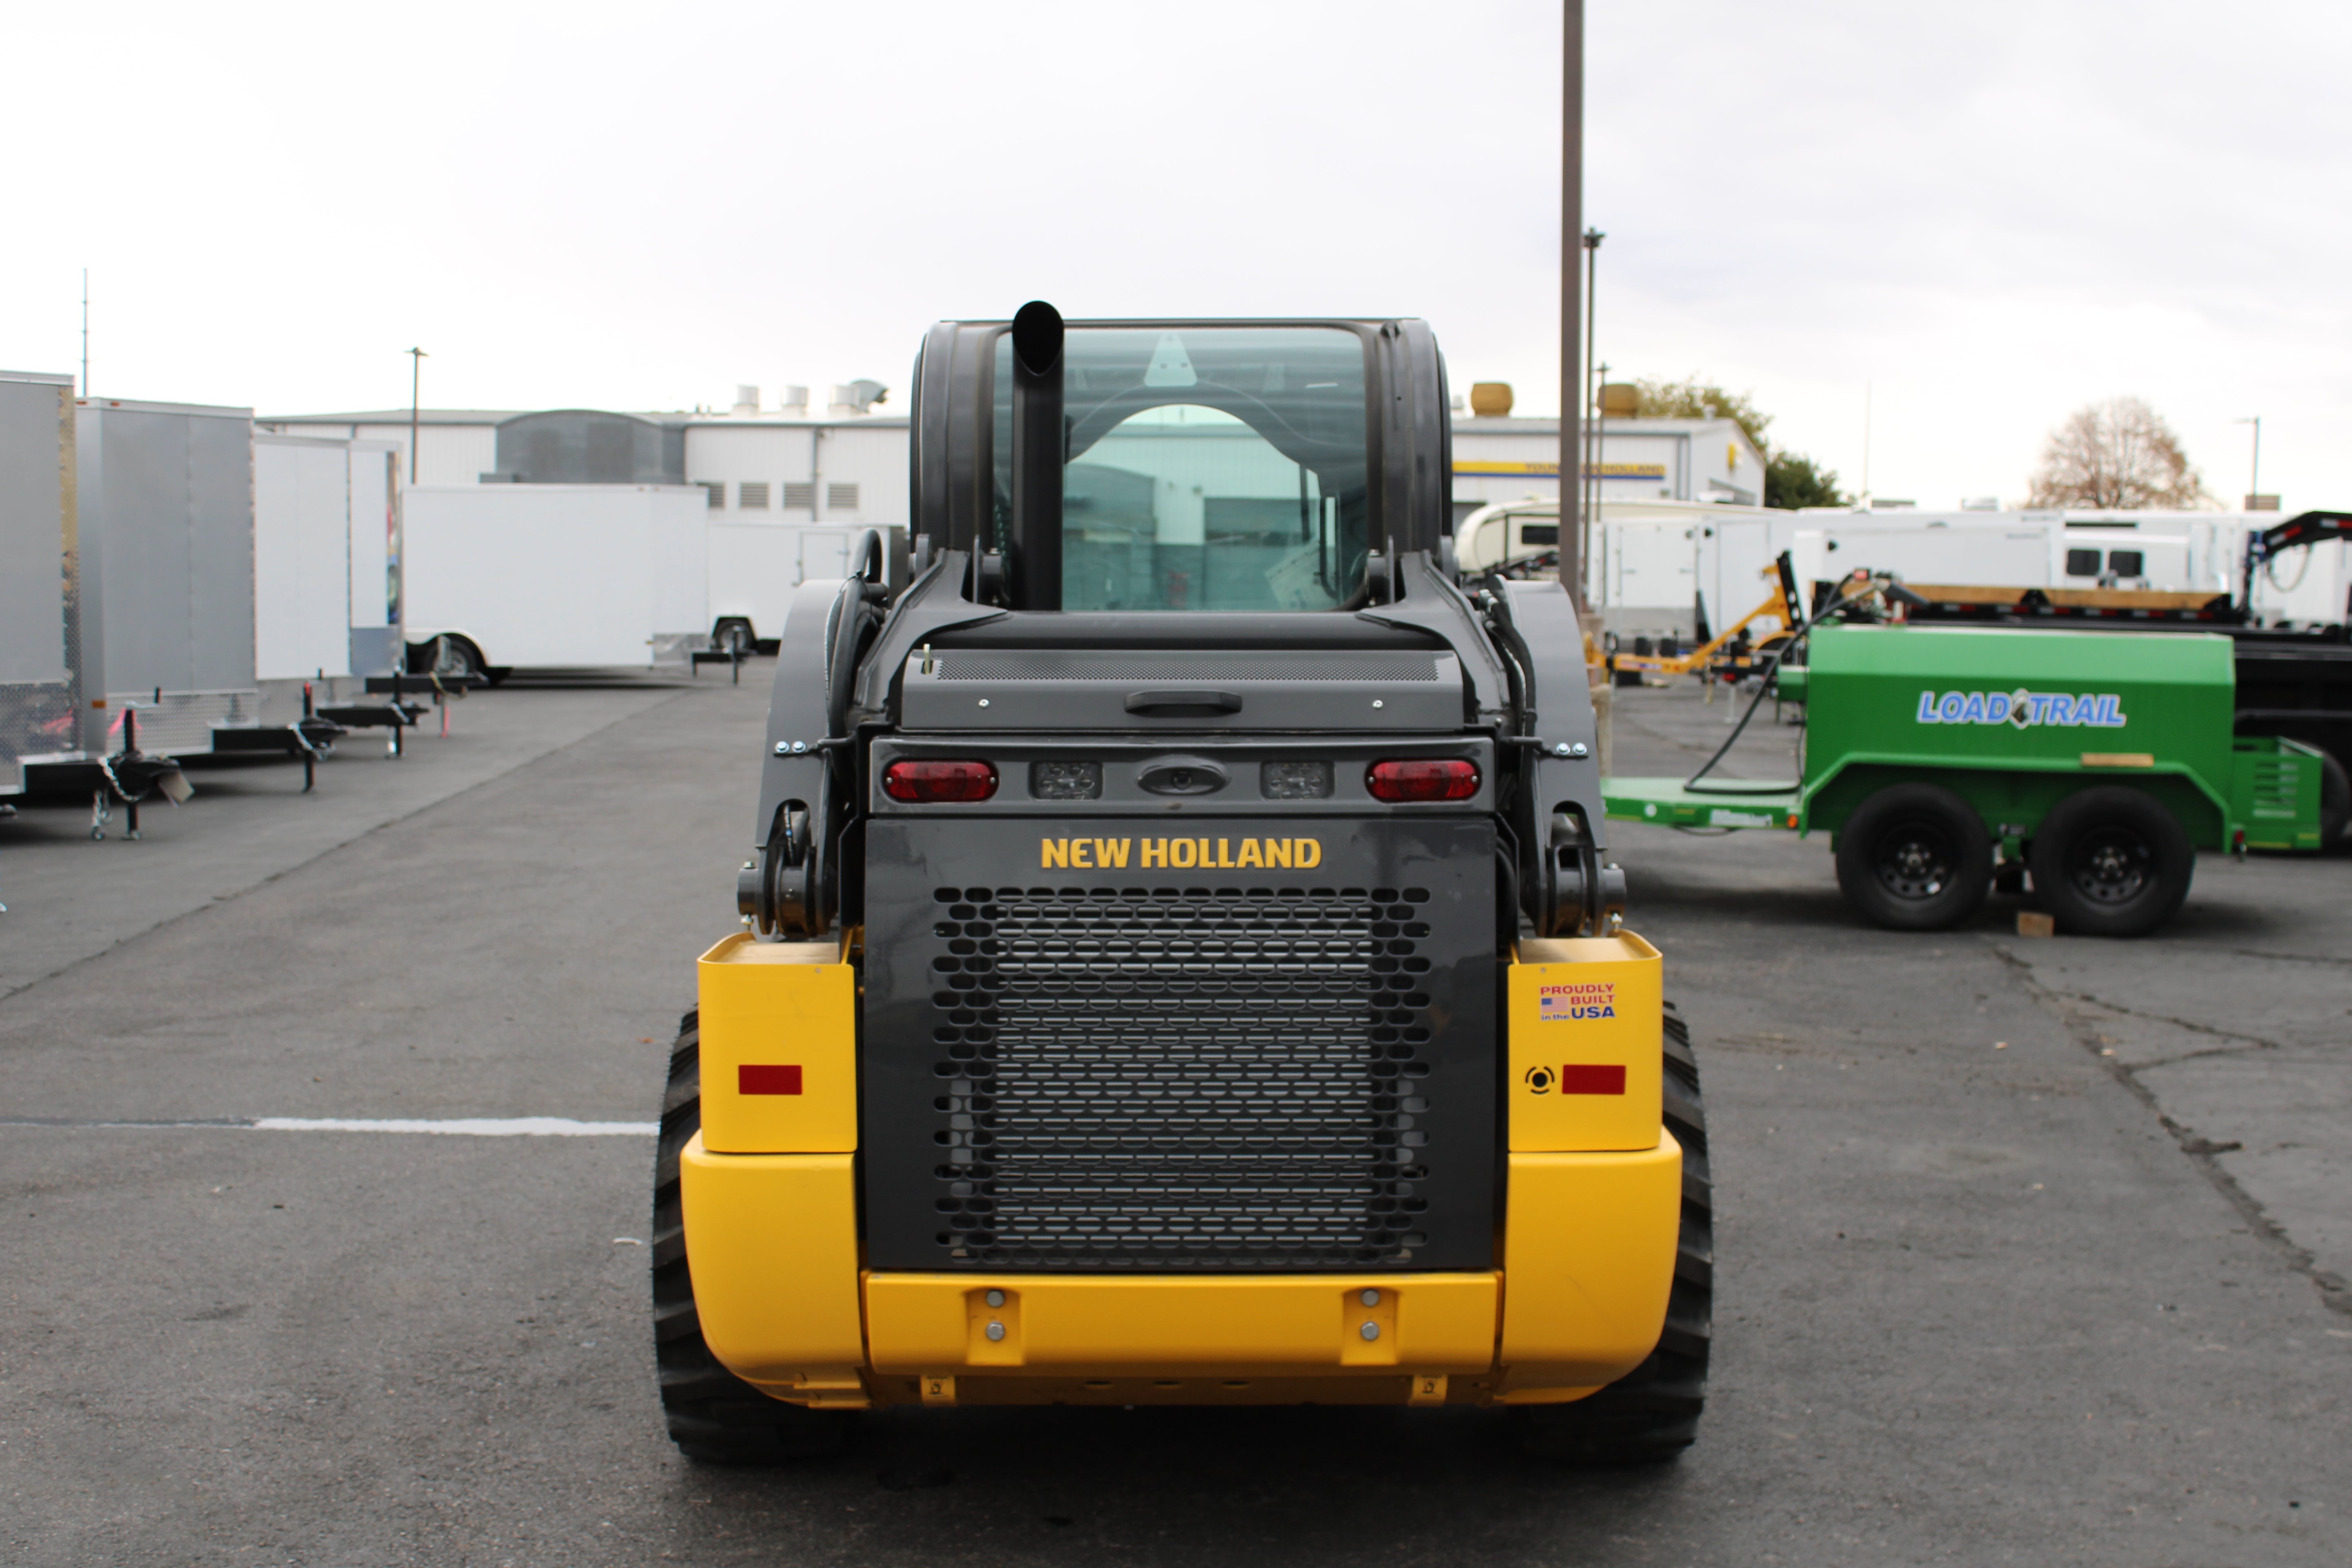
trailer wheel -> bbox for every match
[651,1011,855,1462]
[1514,1004,1711,1463]
[409,634,484,682]
[1833,782,1992,931]
[2028,786,2195,937]
[2320,753,2350,851]
[712,619,754,657]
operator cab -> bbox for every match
[912,307,1454,617]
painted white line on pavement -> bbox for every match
[0,1115,658,1136]
[254,1117,658,1137]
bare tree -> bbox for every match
[2027,397,2209,509]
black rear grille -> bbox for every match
[927,884,1437,1269]
[860,817,1496,1274]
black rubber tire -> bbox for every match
[1513,1004,1711,1463]
[652,1011,855,1462]
[2028,786,2196,937]
[712,619,754,657]
[407,634,485,681]
[2319,752,2350,852]
[1833,782,1993,931]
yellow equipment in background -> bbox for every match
[1603,556,1807,684]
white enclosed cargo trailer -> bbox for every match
[0,370,82,797]
[75,397,267,755]
[347,441,403,676]
[2246,529,2350,626]
[1453,496,2342,637]
[1786,522,2054,609]
[706,524,856,651]
[402,483,708,673]
[255,435,352,679]
[253,433,404,680]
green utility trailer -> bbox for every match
[1605,624,2328,936]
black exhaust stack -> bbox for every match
[1009,300,1065,610]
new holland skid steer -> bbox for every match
[652,305,1710,1462]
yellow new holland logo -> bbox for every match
[1041,836,1323,869]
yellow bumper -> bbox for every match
[679,1131,1682,1408]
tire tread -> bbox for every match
[651,1014,854,1463]
[1514,1003,1712,1463]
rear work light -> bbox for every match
[883,760,998,802]
[1366,758,1479,802]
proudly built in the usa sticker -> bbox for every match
[1539,981,1617,1021]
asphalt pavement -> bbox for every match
[1,669,2345,1566]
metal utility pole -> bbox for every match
[1860,382,1873,506]
[1581,229,1603,599]
[1592,359,1609,597]
[1560,0,1584,607]
[406,347,428,483]
[2236,416,2261,505]
[80,270,89,395]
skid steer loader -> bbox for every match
[652,304,1710,1462]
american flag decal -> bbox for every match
[1538,980,1617,1021]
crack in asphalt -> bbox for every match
[2047,991,2285,1056]
[2214,945,2352,968]
[2032,989,2296,1073]
[2122,1040,2280,1072]
[1990,944,2350,1319]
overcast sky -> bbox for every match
[5,0,2344,510]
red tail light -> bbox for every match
[1366,758,1479,802]
[883,760,999,802]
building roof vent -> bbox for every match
[777,385,809,415]
[732,385,760,417]
[828,379,889,416]
[1468,382,1513,417]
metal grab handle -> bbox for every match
[1124,690,1243,715]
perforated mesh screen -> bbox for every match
[933,651,1442,683]
[926,884,1439,1269]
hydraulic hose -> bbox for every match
[1681,577,1885,795]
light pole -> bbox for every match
[406,347,428,484]
[1591,360,1609,604]
[2236,415,2261,508]
[1560,0,1584,608]
[1581,229,1603,608]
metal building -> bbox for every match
[1450,413,1770,520]
[256,408,507,487]
[487,410,686,485]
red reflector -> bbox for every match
[1557,1064,1626,1095]
[739,1064,804,1096]
[883,760,998,802]
[1366,758,1479,802]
